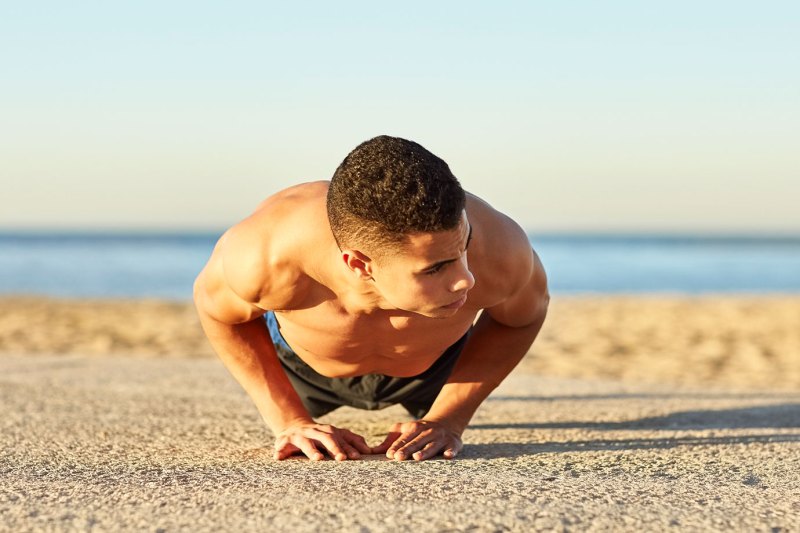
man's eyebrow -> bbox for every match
[418,224,473,273]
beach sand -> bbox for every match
[2,295,798,390]
[1,296,799,531]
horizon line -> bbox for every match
[2,227,800,240]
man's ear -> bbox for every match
[341,249,374,281]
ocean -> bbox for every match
[1,232,799,300]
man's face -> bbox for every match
[370,212,475,318]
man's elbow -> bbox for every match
[192,276,202,304]
[539,286,550,319]
[193,275,226,326]
[522,286,549,333]
[523,262,549,323]
[193,275,210,316]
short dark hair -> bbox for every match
[327,135,466,254]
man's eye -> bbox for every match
[425,264,445,275]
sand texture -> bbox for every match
[1,355,798,532]
[1,296,799,531]
[1,295,798,390]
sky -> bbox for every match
[2,1,798,233]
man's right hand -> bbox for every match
[273,422,373,461]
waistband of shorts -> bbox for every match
[265,310,291,349]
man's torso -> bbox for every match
[205,181,518,378]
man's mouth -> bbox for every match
[442,294,467,310]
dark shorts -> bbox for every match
[266,311,471,419]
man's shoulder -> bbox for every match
[466,192,531,261]
[465,193,535,301]
[256,180,329,206]
[217,181,330,308]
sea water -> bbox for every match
[1,232,799,299]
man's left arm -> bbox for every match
[376,247,550,461]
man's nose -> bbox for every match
[451,262,475,293]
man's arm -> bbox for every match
[194,230,372,461]
[377,245,549,461]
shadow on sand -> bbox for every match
[471,403,800,431]
[465,402,800,458]
[462,433,800,459]
[487,392,800,402]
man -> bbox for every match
[194,135,549,462]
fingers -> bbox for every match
[372,431,402,455]
[412,441,441,461]
[391,431,437,461]
[313,432,351,461]
[386,430,418,459]
[443,438,463,460]
[339,440,362,460]
[342,430,373,456]
[274,436,324,461]
[273,441,300,461]
[297,439,325,461]
[386,423,430,459]
[273,422,460,462]
[383,422,464,461]
[274,425,371,461]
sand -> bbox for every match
[1,295,799,531]
[1,295,798,390]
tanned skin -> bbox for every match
[194,181,549,461]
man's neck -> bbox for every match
[309,243,393,315]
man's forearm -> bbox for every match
[424,310,546,434]
[198,313,313,433]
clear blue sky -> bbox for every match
[2,1,798,233]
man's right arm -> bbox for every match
[193,229,371,461]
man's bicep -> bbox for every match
[486,248,549,328]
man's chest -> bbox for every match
[274,305,477,377]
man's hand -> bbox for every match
[372,420,463,461]
[274,423,373,461]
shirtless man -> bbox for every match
[194,136,549,462]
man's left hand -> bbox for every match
[372,420,463,461]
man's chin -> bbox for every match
[414,306,461,320]
[394,300,465,319]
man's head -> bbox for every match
[327,136,474,317]
[327,135,466,255]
